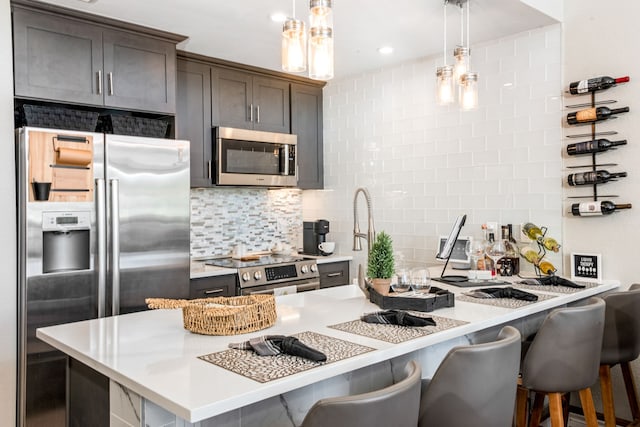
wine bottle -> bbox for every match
[569,76,630,95]
[542,237,560,253]
[571,201,632,216]
[520,245,541,265]
[567,106,630,125]
[567,139,627,156]
[522,223,544,241]
[538,259,557,275]
[567,170,627,186]
[499,225,519,276]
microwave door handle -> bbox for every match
[110,179,121,316]
[95,178,107,318]
[281,145,289,176]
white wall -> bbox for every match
[563,0,640,418]
[303,25,564,277]
[562,0,640,288]
[0,0,16,424]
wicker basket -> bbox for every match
[145,295,277,336]
[17,104,99,131]
[97,114,169,138]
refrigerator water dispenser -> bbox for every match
[42,211,90,273]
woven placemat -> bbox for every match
[327,314,468,344]
[199,331,375,383]
[456,292,556,308]
[512,282,598,294]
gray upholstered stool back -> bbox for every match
[418,325,521,427]
[301,360,421,427]
[522,297,605,393]
[601,283,640,365]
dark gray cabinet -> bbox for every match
[292,84,324,189]
[176,52,324,188]
[212,67,290,133]
[177,59,213,187]
[319,261,350,288]
[12,3,183,114]
[190,275,237,298]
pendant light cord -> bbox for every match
[466,0,470,66]
[292,0,296,19]
[459,3,463,47]
[443,0,448,64]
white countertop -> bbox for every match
[37,279,617,422]
[190,254,353,279]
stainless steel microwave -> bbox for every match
[214,127,297,187]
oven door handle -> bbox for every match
[296,281,320,292]
[246,280,320,295]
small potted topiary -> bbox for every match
[367,231,395,295]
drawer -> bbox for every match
[318,261,350,288]
[189,275,237,298]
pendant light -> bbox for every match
[282,0,307,72]
[436,1,454,105]
[452,2,469,82]
[458,0,478,110]
[308,0,334,80]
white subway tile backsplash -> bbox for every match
[299,24,563,269]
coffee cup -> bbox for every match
[318,241,335,255]
[32,181,51,201]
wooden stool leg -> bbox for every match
[548,392,565,427]
[599,364,617,427]
[529,392,545,427]
[515,385,529,427]
[621,361,640,421]
[578,387,599,427]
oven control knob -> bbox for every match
[301,265,309,274]
[310,264,318,273]
[254,271,262,280]
[241,272,250,282]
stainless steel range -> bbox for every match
[205,255,319,295]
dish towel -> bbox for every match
[464,286,539,301]
[361,310,436,327]
[229,335,327,362]
[517,276,585,289]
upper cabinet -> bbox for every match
[12,1,186,114]
[212,68,290,133]
[176,53,325,189]
[292,83,324,189]
[176,59,212,187]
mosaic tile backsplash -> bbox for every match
[190,187,303,258]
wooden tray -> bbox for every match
[368,287,455,312]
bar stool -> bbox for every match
[300,360,421,427]
[418,326,521,427]
[599,283,640,427]
[515,297,605,427]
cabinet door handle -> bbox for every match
[96,70,102,95]
[249,104,254,122]
[256,105,260,123]
[107,72,114,96]
[204,288,224,295]
[327,272,343,277]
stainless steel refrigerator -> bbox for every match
[16,126,191,426]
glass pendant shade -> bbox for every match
[309,27,333,80]
[436,65,455,105]
[453,46,469,82]
[460,72,478,110]
[282,18,307,72]
[309,0,333,28]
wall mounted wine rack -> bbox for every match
[564,79,632,216]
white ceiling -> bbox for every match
[37,0,558,80]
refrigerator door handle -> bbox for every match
[96,178,107,318]
[110,179,121,316]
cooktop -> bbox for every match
[204,255,306,269]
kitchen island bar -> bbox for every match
[37,281,618,426]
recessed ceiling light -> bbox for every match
[270,12,288,23]
[503,82,513,87]
[377,46,394,55]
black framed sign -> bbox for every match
[570,252,602,283]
